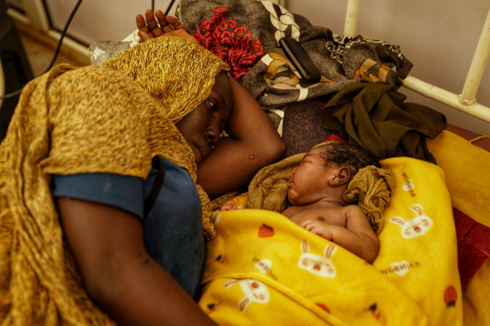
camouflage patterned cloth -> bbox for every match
[90,0,414,138]
[178,0,412,110]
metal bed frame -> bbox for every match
[344,0,490,124]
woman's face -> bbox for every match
[176,72,233,164]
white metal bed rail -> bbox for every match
[344,0,490,124]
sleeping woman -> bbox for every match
[0,22,285,326]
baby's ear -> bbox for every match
[329,167,352,187]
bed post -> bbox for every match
[403,9,490,124]
[344,0,361,37]
[460,9,490,106]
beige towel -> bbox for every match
[344,165,395,235]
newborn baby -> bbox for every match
[282,142,381,263]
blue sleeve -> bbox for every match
[51,173,144,219]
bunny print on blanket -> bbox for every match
[224,279,270,312]
[297,240,337,278]
[389,204,433,239]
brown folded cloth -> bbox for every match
[321,82,446,164]
[344,165,395,235]
[246,153,304,213]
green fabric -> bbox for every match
[321,82,446,164]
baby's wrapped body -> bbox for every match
[203,143,458,326]
[283,142,390,263]
[285,204,378,263]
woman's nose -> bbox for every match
[205,126,220,147]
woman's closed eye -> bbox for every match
[207,98,218,111]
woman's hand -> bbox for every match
[136,9,200,46]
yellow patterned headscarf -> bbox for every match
[0,37,228,325]
[102,36,229,239]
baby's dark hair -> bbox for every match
[317,142,381,173]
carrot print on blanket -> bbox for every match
[204,302,221,314]
[258,223,274,237]
[368,303,387,326]
[444,285,457,308]
[212,254,230,265]
[316,303,330,313]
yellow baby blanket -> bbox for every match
[199,157,462,326]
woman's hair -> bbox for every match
[317,141,381,172]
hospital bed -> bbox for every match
[96,0,490,324]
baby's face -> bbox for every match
[288,147,334,206]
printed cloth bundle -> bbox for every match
[90,0,413,133]
[178,0,413,109]
[200,157,462,325]
[321,82,447,164]
[88,0,418,158]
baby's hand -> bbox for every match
[301,220,334,241]
[220,202,238,211]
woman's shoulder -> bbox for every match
[42,66,157,179]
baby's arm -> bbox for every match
[302,206,379,263]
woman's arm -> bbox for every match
[136,10,286,198]
[58,198,217,326]
[197,76,286,199]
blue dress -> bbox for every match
[51,157,206,301]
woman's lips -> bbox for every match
[192,146,202,164]
[192,143,214,165]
